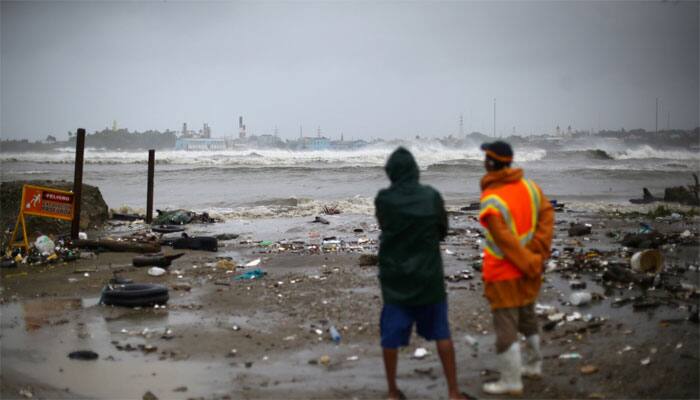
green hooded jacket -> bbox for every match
[375,147,448,306]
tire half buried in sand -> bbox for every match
[100,283,169,307]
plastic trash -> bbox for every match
[413,347,429,359]
[570,280,587,289]
[639,223,653,234]
[148,267,166,277]
[630,250,663,273]
[78,232,88,240]
[234,268,265,281]
[34,235,55,255]
[244,258,261,268]
[464,334,479,348]
[329,326,341,344]
[570,291,592,306]
[559,352,582,359]
[216,259,237,270]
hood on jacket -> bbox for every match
[385,147,420,185]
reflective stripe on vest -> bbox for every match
[480,178,541,281]
[480,179,540,259]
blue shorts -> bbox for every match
[380,301,451,349]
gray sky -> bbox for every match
[1,0,698,141]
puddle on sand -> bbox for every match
[1,297,237,399]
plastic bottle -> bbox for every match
[464,334,479,348]
[570,291,592,306]
[329,325,341,344]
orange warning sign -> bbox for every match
[21,185,74,221]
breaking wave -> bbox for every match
[0,143,547,168]
[109,196,376,220]
[544,149,614,160]
[610,145,699,160]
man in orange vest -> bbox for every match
[477,141,554,395]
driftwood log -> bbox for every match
[74,239,160,253]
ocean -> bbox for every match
[1,139,698,220]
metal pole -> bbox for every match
[71,128,85,239]
[493,98,496,137]
[146,149,155,224]
[655,97,659,133]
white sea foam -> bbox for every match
[207,196,376,220]
[611,145,699,161]
[0,142,547,167]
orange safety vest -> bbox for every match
[479,178,541,282]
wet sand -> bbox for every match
[1,203,699,399]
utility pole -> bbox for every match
[459,114,464,137]
[667,111,671,130]
[655,97,659,133]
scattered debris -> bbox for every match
[580,364,598,375]
[244,258,261,268]
[568,223,592,237]
[358,253,379,266]
[312,216,330,225]
[142,390,158,400]
[234,269,266,281]
[68,350,99,360]
[154,209,218,225]
[319,354,331,366]
[412,347,429,359]
[215,233,240,241]
[570,292,592,306]
[559,353,582,359]
[630,250,663,273]
[322,205,341,215]
[148,267,167,277]
[133,253,184,268]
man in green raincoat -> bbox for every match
[375,147,467,400]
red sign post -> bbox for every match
[8,184,75,252]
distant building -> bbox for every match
[239,116,246,139]
[291,136,331,150]
[311,136,330,150]
[175,137,226,151]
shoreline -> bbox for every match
[1,202,699,399]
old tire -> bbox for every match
[101,284,169,307]
[151,225,185,234]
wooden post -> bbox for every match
[71,128,85,239]
[146,149,155,224]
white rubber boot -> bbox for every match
[482,342,524,396]
[521,334,543,379]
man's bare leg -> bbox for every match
[436,339,467,400]
[382,347,402,399]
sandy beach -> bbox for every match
[1,201,698,399]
